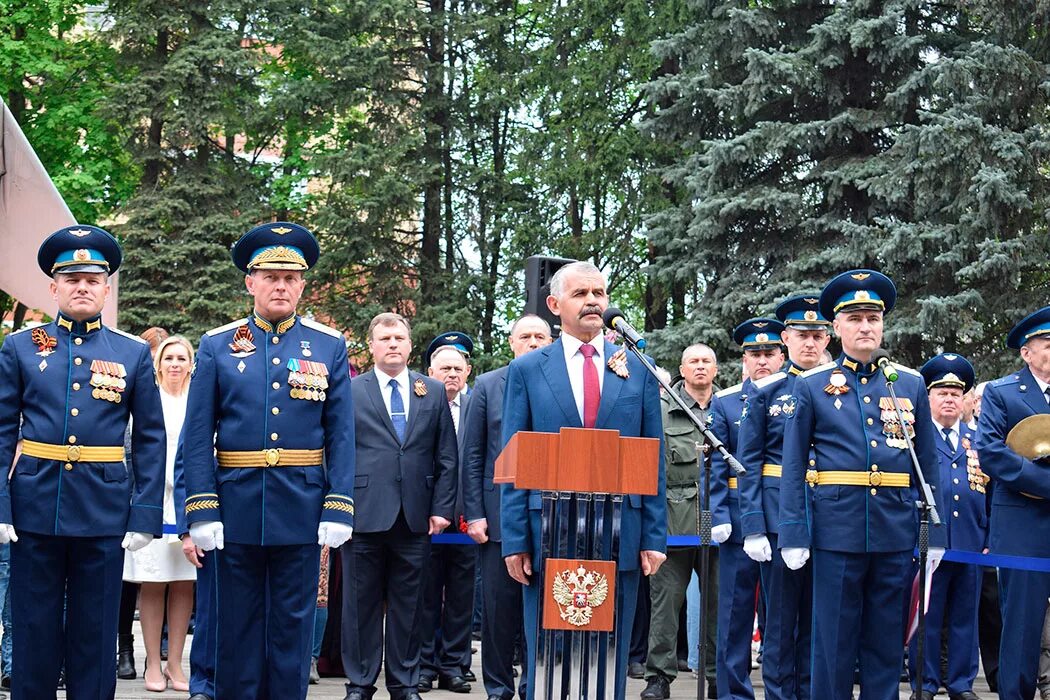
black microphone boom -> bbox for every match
[602,307,647,349]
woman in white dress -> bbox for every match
[123,335,196,692]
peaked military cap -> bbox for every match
[232,222,320,274]
[775,293,829,330]
[733,318,785,351]
[37,225,122,276]
[1006,305,1050,350]
[819,269,897,321]
[920,353,975,392]
[426,331,474,367]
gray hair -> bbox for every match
[549,261,604,298]
[509,314,552,336]
[681,343,717,365]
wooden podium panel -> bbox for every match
[542,558,616,632]
[495,428,659,495]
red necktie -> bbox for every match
[580,343,600,428]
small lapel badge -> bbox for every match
[414,378,428,397]
[300,340,312,357]
[607,347,630,379]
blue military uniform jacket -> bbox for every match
[183,313,355,546]
[935,423,988,552]
[779,355,945,552]
[499,338,666,571]
[736,364,806,538]
[710,379,752,545]
[975,366,1050,557]
[0,313,165,537]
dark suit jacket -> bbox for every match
[351,369,458,534]
[461,367,507,541]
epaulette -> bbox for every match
[991,373,1021,388]
[892,362,921,377]
[7,324,35,336]
[206,318,249,337]
[716,383,744,398]
[109,327,148,344]
[753,371,786,389]
[301,318,342,338]
[801,361,837,378]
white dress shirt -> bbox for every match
[561,333,606,424]
[448,391,463,435]
[375,366,411,423]
[932,418,961,451]
[1032,372,1050,403]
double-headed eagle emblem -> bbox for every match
[552,566,609,627]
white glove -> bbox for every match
[121,531,153,552]
[743,534,773,562]
[317,521,354,548]
[0,524,18,544]
[927,546,945,568]
[189,521,225,551]
[711,523,732,544]
[782,547,810,570]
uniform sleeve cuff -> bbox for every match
[127,504,163,537]
[777,522,810,549]
[185,493,220,525]
[741,512,767,537]
[322,494,355,526]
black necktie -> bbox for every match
[942,426,954,451]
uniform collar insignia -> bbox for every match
[55,313,102,335]
[252,312,297,335]
[788,364,803,376]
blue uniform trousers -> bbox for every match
[907,561,981,694]
[11,532,123,700]
[215,542,320,700]
[759,534,812,700]
[717,542,760,700]
[997,568,1050,700]
[190,549,216,698]
[811,549,912,700]
[521,568,639,700]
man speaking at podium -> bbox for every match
[500,260,667,700]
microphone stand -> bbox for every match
[613,332,745,475]
[609,326,740,700]
[881,360,940,695]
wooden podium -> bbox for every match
[496,427,660,700]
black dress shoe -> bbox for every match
[464,669,477,682]
[909,691,935,700]
[439,675,472,693]
[677,658,692,672]
[707,680,718,700]
[641,674,671,699]
[417,676,434,692]
[189,695,213,700]
[400,693,424,700]
[628,661,646,679]
[950,692,980,700]
[342,689,369,700]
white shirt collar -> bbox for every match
[1031,371,1050,397]
[561,333,605,364]
[375,365,410,389]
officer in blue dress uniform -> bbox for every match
[710,317,785,700]
[975,306,1050,700]
[908,353,986,700]
[778,269,945,700]
[736,295,831,700]
[0,225,166,699]
[182,222,356,700]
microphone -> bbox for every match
[602,307,647,349]
[875,354,898,382]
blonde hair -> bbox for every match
[154,335,194,396]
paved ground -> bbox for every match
[86,624,993,699]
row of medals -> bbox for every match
[91,373,126,403]
[880,407,915,449]
[289,371,328,401]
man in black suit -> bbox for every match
[341,312,459,700]
[419,333,476,693]
[462,315,552,700]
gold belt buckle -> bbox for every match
[67,445,82,462]
[805,469,818,487]
[869,471,883,487]
[264,448,281,467]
